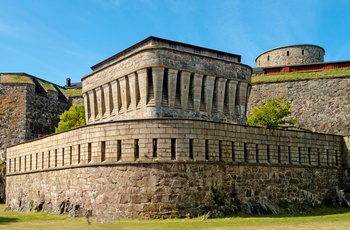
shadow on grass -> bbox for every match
[0,216,19,225]
[236,206,350,219]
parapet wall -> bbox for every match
[6,119,348,221]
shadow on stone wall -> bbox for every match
[0,161,5,203]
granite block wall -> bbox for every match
[6,119,348,222]
[248,77,350,135]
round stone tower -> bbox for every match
[255,44,325,67]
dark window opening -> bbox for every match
[153,139,157,158]
[69,146,73,165]
[101,141,106,162]
[219,141,223,161]
[117,140,122,161]
[171,139,176,160]
[189,139,194,160]
[88,143,92,163]
[78,145,81,164]
[205,140,209,160]
[287,51,290,56]
[62,148,64,166]
[147,68,154,104]
[48,151,50,168]
[267,145,270,163]
[134,139,139,161]
[255,144,259,163]
[244,143,248,163]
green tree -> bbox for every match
[55,104,86,132]
[247,96,297,127]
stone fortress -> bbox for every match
[4,37,350,222]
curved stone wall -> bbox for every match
[256,45,325,67]
[248,77,350,135]
[82,47,252,124]
[6,119,347,221]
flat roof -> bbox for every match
[91,36,242,71]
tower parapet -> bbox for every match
[82,36,252,124]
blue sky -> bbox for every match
[1,0,350,86]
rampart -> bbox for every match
[6,119,350,222]
[248,76,350,135]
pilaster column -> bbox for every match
[236,81,249,117]
[119,76,130,113]
[226,80,238,115]
[128,72,139,110]
[102,83,111,117]
[181,71,191,110]
[83,92,90,122]
[168,69,178,108]
[110,80,121,114]
[87,90,96,122]
[193,73,203,112]
[205,76,216,113]
[95,86,103,120]
[153,67,164,106]
[215,78,227,113]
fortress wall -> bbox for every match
[0,84,29,151]
[0,82,71,152]
[6,119,346,221]
[25,86,70,140]
[248,77,350,135]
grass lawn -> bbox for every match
[0,204,350,230]
[252,68,350,83]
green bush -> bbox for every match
[55,104,86,132]
[247,96,297,127]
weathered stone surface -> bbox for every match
[5,119,350,222]
[248,77,350,135]
[5,163,348,222]
[82,37,252,125]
